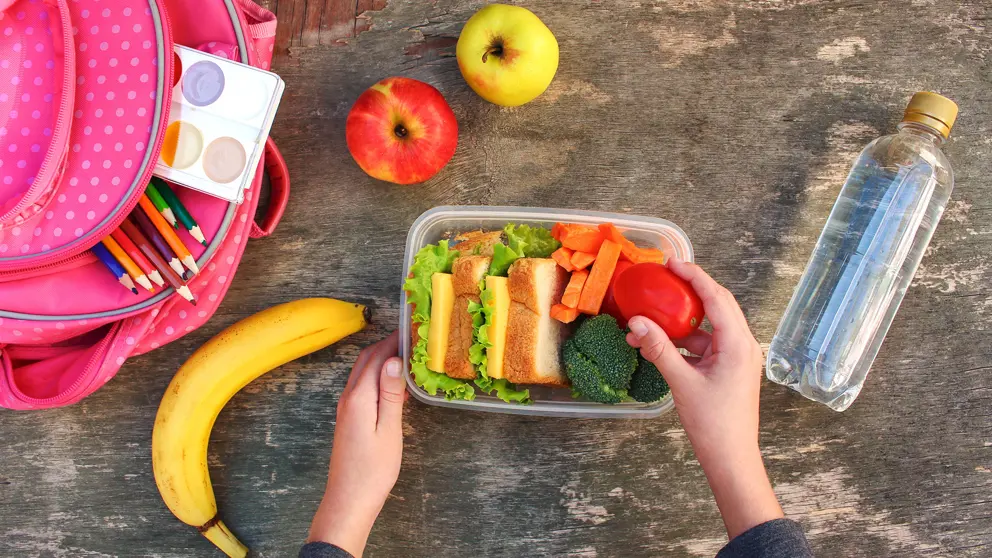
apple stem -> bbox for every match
[482,42,504,63]
[394,124,408,138]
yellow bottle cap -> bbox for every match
[902,92,958,138]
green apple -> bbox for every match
[456,4,559,106]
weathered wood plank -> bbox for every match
[2,0,991,557]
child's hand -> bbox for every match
[308,332,407,557]
[626,259,783,539]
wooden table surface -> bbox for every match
[3,0,991,556]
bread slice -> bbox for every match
[503,258,570,387]
[454,230,504,257]
[444,256,491,380]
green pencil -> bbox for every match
[145,180,178,229]
[153,177,207,246]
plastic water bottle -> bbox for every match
[766,92,958,411]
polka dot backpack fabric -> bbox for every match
[0,0,286,409]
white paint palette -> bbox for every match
[153,46,285,203]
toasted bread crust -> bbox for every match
[444,295,479,379]
[454,231,504,257]
[441,256,490,380]
[507,258,553,313]
[503,259,569,386]
[503,304,570,387]
[452,256,491,296]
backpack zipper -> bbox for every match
[0,0,174,272]
[0,0,75,225]
[0,0,250,321]
[4,321,121,406]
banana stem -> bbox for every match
[201,520,248,558]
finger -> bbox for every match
[344,345,375,394]
[377,357,407,433]
[667,259,747,333]
[344,332,398,393]
[673,329,712,356]
[353,332,400,395]
[627,317,696,390]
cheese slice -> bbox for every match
[426,273,455,373]
[484,275,510,379]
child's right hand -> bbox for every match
[626,258,783,539]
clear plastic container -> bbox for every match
[399,206,694,418]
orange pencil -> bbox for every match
[101,236,154,292]
[119,219,196,305]
[138,194,199,275]
[111,228,164,287]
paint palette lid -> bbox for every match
[153,45,284,203]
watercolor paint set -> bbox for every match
[154,45,285,203]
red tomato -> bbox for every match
[601,260,634,326]
[614,263,704,339]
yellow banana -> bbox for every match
[152,298,369,557]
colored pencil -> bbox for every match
[131,211,185,278]
[119,219,197,305]
[92,243,138,294]
[101,236,154,292]
[153,177,206,245]
[138,194,200,275]
[111,228,164,287]
[145,180,178,229]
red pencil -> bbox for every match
[131,210,185,278]
[110,228,164,287]
[119,219,196,305]
[138,194,199,275]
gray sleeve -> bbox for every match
[716,518,814,558]
[299,542,355,558]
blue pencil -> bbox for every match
[92,242,138,294]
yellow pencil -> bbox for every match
[101,236,154,292]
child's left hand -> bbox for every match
[307,332,407,557]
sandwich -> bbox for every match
[502,258,569,386]
[404,224,566,402]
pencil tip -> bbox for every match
[131,288,139,295]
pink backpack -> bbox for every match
[0,0,289,410]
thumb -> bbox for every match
[376,357,407,433]
[627,317,695,390]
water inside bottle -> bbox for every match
[767,154,943,409]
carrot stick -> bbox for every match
[559,224,605,253]
[599,222,667,264]
[561,270,589,308]
[551,304,581,324]
[570,251,596,271]
[577,239,622,315]
[552,246,575,271]
[627,247,666,264]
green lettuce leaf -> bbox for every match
[404,242,475,401]
[488,243,522,277]
[467,281,531,404]
[403,241,460,323]
[504,224,561,259]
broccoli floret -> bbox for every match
[629,358,670,403]
[570,315,638,391]
[562,315,638,403]
[563,340,628,403]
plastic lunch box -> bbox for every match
[399,206,694,419]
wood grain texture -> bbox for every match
[2,0,992,557]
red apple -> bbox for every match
[345,77,458,185]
